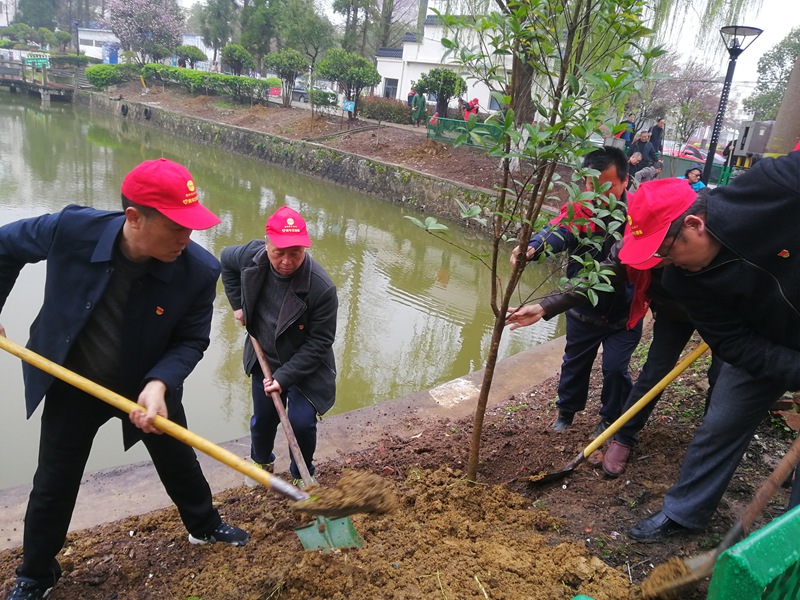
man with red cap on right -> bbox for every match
[220,206,337,489]
[618,150,800,542]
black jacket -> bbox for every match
[220,240,338,414]
[663,150,800,390]
[628,140,658,167]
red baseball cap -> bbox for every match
[619,178,697,270]
[121,158,221,230]
[266,206,311,248]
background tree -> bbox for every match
[667,59,720,145]
[240,0,274,72]
[420,0,656,481]
[273,0,336,77]
[414,67,466,118]
[200,0,235,64]
[54,29,73,52]
[264,47,310,107]
[317,48,381,118]
[173,44,208,68]
[220,43,255,75]
[108,0,183,64]
[15,0,56,29]
[624,52,680,132]
[744,26,800,120]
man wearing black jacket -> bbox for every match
[617,150,800,541]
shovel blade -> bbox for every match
[295,516,364,552]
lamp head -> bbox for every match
[719,25,762,57]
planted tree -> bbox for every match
[411,0,657,481]
[413,67,466,118]
[317,48,381,118]
[174,44,208,69]
[220,44,255,76]
[264,47,310,108]
[108,0,183,64]
[667,60,721,146]
[200,0,235,65]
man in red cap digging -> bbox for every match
[0,158,248,600]
[617,150,800,542]
[220,206,338,489]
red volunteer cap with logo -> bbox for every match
[121,158,221,230]
[619,178,697,270]
[266,206,311,248]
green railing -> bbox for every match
[426,116,501,147]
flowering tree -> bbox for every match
[109,0,184,64]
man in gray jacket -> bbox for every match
[221,206,338,487]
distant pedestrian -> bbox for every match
[628,130,658,167]
[649,118,665,155]
[463,98,479,121]
[407,89,415,107]
[682,167,706,191]
[634,161,663,184]
[618,113,636,147]
[411,91,427,127]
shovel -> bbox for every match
[641,433,800,599]
[516,342,709,486]
[248,335,364,551]
[0,335,383,518]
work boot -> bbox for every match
[628,510,690,542]
[551,410,574,431]
[188,522,249,547]
[8,579,55,600]
[602,440,632,477]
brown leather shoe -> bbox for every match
[602,441,631,477]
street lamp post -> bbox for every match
[702,25,762,184]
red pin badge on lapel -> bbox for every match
[156,306,165,316]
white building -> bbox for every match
[0,0,14,28]
[77,27,213,67]
[375,14,511,116]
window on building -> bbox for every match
[79,38,92,46]
[489,95,501,111]
[383,78,398,99]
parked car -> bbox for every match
[672,144,725,165]
[292,87,309,102]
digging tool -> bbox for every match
[248,335,364,551]
[516,341,709,486]
[641,434,800,599]
[0,335,379,517]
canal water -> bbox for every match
[0,92,565,488]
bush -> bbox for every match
[358,96,414,124]
[85,64,132,89]
[0,40,14,49]
[265,76,281,89]
[49,54,95,68]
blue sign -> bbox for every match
[343,100,355,113]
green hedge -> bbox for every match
[84,63,281,103]
[49,54,99,68]
[359,96,415,124]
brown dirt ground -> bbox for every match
[0,86,797,600]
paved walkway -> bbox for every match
[0,337,566,551]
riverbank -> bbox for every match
[0,337,566,551]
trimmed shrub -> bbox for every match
[49,54,96,68]
[85,64,130,89]
[359,96,414,124]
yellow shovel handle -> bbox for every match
[0,335,308,502]
[584,341,710,457]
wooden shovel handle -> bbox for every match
[249,335,315,485]
[0,335,308,503]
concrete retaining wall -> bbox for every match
[74,92,495,227]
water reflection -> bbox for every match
[0,92,564,488]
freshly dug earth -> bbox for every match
[0,86,796,599]
[0,330,795,599]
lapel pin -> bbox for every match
[156,306,165,316]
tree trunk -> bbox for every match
[765,53,800,154]
[379,0,394,48]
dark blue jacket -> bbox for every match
[663,150,800,390]
[0,205,221,418]
[220,240,338,414]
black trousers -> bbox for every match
[614,315,720,447]
[17,382,220,585]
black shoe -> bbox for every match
[593,419,612,437]
[188,522,249,547]
[551,410,574,430]
[628,510,689,542]
[8,578,54,600]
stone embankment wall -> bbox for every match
[75,93,495,227]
